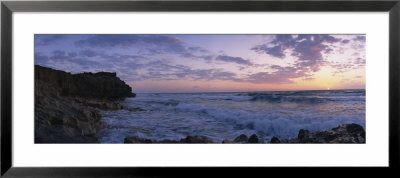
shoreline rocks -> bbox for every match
[270,123,366,143]
[124,124,365,144]
[35,65,136,143]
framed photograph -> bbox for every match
[1,0,399,176]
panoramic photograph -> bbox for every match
[34,34,366,144]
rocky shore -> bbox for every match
[34,65,365,144]
[270,123,366,143]
[124,123,365,144]
[35,65,136,143]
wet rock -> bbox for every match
[156,139,180,143]
[271,123,366,144]
[180,136,214,143]
[233,134,248,143]
[298,129,314,143]
[270,136,281,143]
[222,139,234,143]
[35,65,136,143]
[124,136,153,143]
[125,107,146,112]
[248,134,259,143]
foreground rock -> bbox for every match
[124,136,214,143]
[124,124,365,144]
[124,134,259,144]
[35,65,136,143]
[270,123,365,143]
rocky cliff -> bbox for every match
[35,65,135,99]
[35,65,135,143]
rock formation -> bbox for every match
[124,124,365,144]
[35,65,136,143]
[270,123,366,143]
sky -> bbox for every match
[34,34,365,93]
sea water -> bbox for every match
[98,89,365,143]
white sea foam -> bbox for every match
[98,90,365,143]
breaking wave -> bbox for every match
[98,89,365,143]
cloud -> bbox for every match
[251,34,339,60]
[74,35,213,61]
[249,34,351,82]
[80,49,98,57]
[49,50,78,60]
[251,45,285,58]
[35,35,66,46]
[244,65,309,84]
[215,55,253,65]
[351,35,366,50]
[35,52,49,61]
[126,60,241,82]
[341,39,350,44]
[354,35,366,42]
[35,34,365,87]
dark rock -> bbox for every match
[124,136,153,143]
[233,134,248,143]
[156,139,180,143]
[125,107,146,112]
[180,136,214,143]
[124,137,182,143]
[270,136,281,143]
[271,124,366,144]
[298,129,314,143]
[222,139,233,143]
[35,65,137,143]
[35,65,136,100]
[35,91,104,143]
[248,134,259,143]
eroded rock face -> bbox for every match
[35,65,136,143]
[35,81,105,143]
[270,123,366,143]
[35,65,135,101]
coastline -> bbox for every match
[123,123,366,144]
[34,65,136,143]
[35,65,365,144]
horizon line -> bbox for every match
[134,88,366,94]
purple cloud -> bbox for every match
[215,55,253,65]
[80,49,98,57]
[35,35,67,46]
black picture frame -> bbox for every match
[1,0,399,177]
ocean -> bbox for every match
[98,89,366,143]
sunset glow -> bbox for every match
[35,34,365,93]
